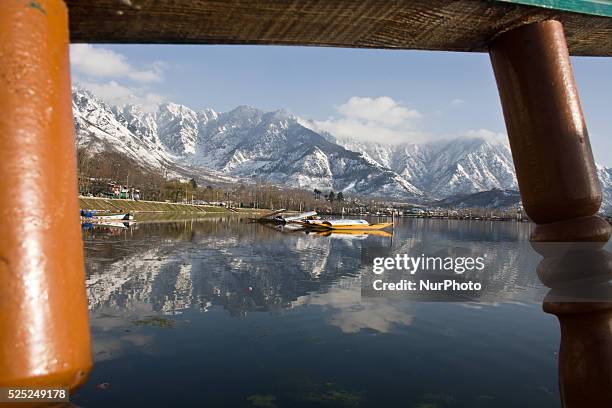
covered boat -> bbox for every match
[80,210,134,221]
[301,219,393,231]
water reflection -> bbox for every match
[530,215,612,407]
[78,216,581,407]
[84,217,545,316]
[294,279,414,333]
[85,216,379,316]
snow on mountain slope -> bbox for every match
[155,103,200,155]
[73,89,421,197]
[598,166,612,213]
[72,85,612,209]
[73,87,234,184]
[192,106,423,198]
[190,106,423,197]
[73,87,170,170]
[338,137,517,198]
[421,138,517,197]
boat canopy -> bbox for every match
[321,219,370,227]
[285,211,317,222]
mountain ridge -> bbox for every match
[72,85,612,212]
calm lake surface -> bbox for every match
[73,216,565,407]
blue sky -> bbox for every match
[70,44,612,165]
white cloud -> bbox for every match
[79,80,165,112]
[309,96,425,144]
[80,80,132,103]
[450,98,466,106]
[70,44,163,83]
[337,96,421,126]
[292,279,413,334]
[464,129,508,144]
[303,96,508,146]
[71,45,166,112]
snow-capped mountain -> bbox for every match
[72,86,612,212]
[336,137,517,198]
[74,87,169,170]
[598,166,612,213]
[189,106,423,197]
[73,87,234,184]
[73,87,423,199]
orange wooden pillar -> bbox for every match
[0,0,91,391]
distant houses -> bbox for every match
[79,177,140,200]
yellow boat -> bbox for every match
[315,229,393,238]
[299,219,393,231]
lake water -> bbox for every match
[73,216,566,407]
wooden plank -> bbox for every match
[65,0,612,56]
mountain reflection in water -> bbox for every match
[84,216,543,315]
[76,216,569,408]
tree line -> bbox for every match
[76,148,356,211]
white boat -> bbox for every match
[84,213,134,221]
[251,210,317,225]
[88,220,134,229]
[284,211,318,222]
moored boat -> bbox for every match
[95,213,133,221]
[248,209,317,225]
[82,220,134,229]
[299,219,393,231]
[80,210,134,221]
[315,229,393,238]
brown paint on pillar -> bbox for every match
[489,20,601,224]
[555,307,612,406]
[491,20,612,407]
[0,0,91,391]
[543,302,612,406]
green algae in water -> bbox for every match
[247,394,277,408]
[295,383,362,407]
[413,393,454,408]
[473,395,496,407]
[132,316,176,328]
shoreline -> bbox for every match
[79,196,261,215]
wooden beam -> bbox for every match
[65,0,612,56]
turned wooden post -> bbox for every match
[490,20,612,407]
[490,20,601,225]
[0,0,91,391]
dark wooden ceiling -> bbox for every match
[66,0,612,56]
